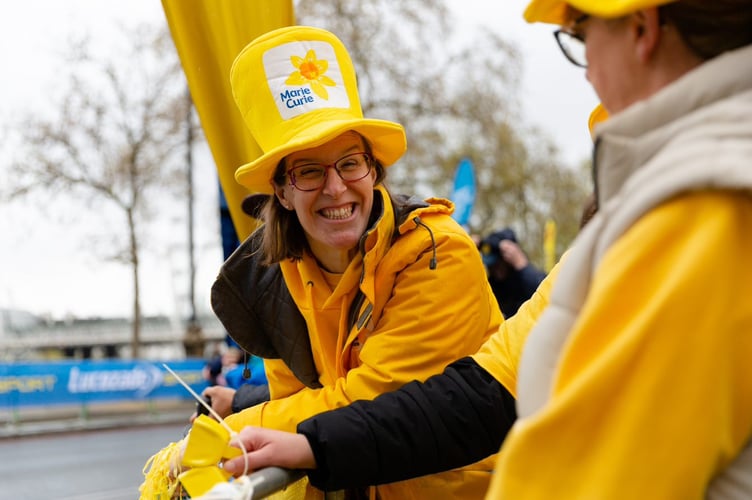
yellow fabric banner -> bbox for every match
[161,0,294,240]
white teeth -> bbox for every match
[321,205,353,219]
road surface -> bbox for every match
[0,422,187,499]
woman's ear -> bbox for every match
[274,187,293,211]
[633,8,663,63]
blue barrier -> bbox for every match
[0,359,208,409]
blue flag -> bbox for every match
[450,157,476,228]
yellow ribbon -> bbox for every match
[179,415,243,497]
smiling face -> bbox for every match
[274,131,377,272]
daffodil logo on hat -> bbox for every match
[265,41,349,121]
[286,49,335,99]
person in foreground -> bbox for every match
[223,1,752,498]
[140,25,506,499]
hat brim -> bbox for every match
[235,118,406,194]
[523,0,569,24]
[524,0,680,25]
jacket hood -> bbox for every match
[211,230,321,389]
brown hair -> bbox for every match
[660,0,752,60]
[257,133,386,266]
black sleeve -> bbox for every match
[297,357,516,491]
[230,383,270,413]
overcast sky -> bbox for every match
[0,0,599,320]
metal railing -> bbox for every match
[214,467,348,499]
[245,467,306,498]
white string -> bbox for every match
[162,364,252,478]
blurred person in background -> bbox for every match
[214,347,267,390]
[479,228,547,318]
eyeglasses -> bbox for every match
[287,152,373,191]
[553,14,590,68]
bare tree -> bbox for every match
[296,0,590,264]
[3,24,192,358]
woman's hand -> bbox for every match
[499,240,529,270]
[223,426,316,476]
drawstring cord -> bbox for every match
[242,351,250,380]
[412,216,437,270]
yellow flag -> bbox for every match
[543,219,557,272]
[161,0,295,240]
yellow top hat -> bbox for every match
[523,0,677,25]
[230,26,407,194]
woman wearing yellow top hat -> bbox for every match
[141,25,504,499]
[220,0,752,498]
